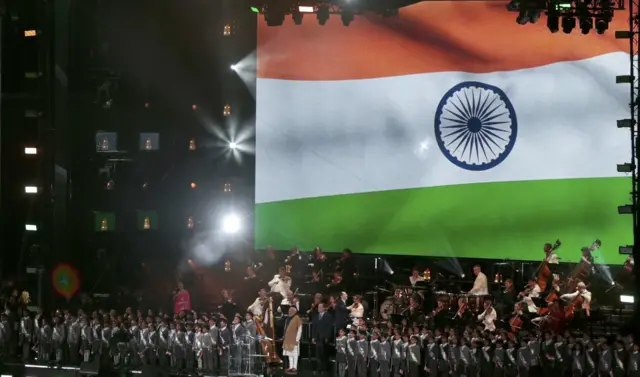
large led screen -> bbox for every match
[255,2,631,262]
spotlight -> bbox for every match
[595,18,609,34]
[617,163,634,173]
[190,182,197,189]
[547,15,559,33]
[620,295,634,304]
[619,245,633,255]
[580,17,593,34]
[292,9,303,25]
[618,205,633,214]
[222,214,241,234]
[229,142,238,150]
[230,65,237,71]
[25,224,38,231]
[516,10,530,25]
[562,16,575,34]
[24,186,38,194]
[506,0,520,11]
[24,147,37,155]
[24,30,37,38]
[317,5,330,25]
[192,104,198,110]
[106,180,115,190]
[341,10,354,26]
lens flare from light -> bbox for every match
[222,214,240,234]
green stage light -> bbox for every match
[251,7,260,13]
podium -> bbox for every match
[228,334,264,377]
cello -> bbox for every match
[509,302,523,333]
[256,297,282,364]
[533,240,561,293]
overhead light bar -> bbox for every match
[299,5,314,12]
[25,224,38,231]
[24,186,38,194]
[24,147,38,155]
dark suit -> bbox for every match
[335,300,350,330]
[313,311,333,372]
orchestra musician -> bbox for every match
[404,296,422,323]
[247,289,268,317]
[312,247,328,270]
[520,279,542,300]
[268,267,292,298]
[306,270,323,294]
[544,243,560,264]
[409,268,425,287]
[560,281,592,317]
[306,293,323,318]
[279,290,300,313]
[346,295,365,324]
[478,300,497,332]
[219,290,237,322]
[326,271,344,292]
[453,297,473,325]
[466,265,489,295]
[501,279,518,316]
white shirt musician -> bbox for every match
[268,268,292,298]
[409,269,424,287]
[477,301,497,332]
[545,253,559,264]
[468,265,488,295]
[560,282,592,315]
[347,296,365,324]
[278,291,300,313]
[247,289,267,317]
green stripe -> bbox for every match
[255,177,632,263]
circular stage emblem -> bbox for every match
[434,81,517,171]
[51,263,80,299]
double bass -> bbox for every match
[565,240,601,293]
[256,297,281,364]
[533,239,561,293]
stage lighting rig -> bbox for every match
[506,0,620,33]
[253,0,420,26]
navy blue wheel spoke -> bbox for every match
[444,108,468,124]
[481,111,509,124]
[442,127,468,139]
[482,122,510,129]
[440,120,468,128]
[480,128,508,143]
[450,99,470,121]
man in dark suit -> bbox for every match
[312,303,333,374]
[334,292,350,331]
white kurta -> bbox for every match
[282,323,302,357]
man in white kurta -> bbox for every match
[283,306,302,374]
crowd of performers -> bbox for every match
[0,241,635,377]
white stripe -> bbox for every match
[256,52,630,204]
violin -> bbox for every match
[326,275,343,288]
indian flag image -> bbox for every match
[254,2,632,263]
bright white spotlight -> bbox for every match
[620,295,634,304]
[229,142,238,150]
[24,147,37,155]
[24,186,38,194]
[222,214,240,234]
[25,224,38,231]
[230,64,237,71]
